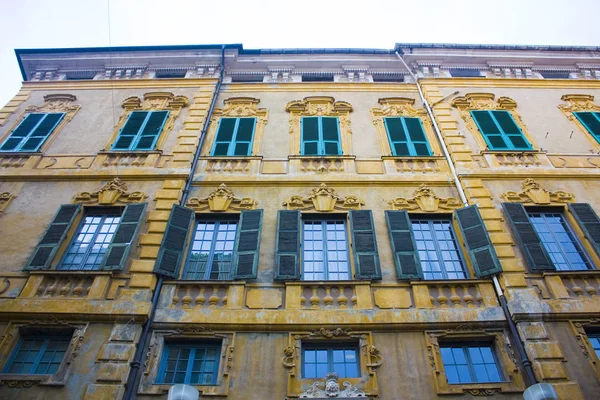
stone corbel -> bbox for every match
[73,178,148,205]
[388,184,461,212]
[0,192,16,214]
[501,178,574,204]
[186,184,258,212]
[282,183,364,211]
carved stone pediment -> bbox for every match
[501,179,574,204]
[0,192,16,214]
[219,97,268,118]
[283,183,364,211]
[451,93,517,111]
[121,92,189,111]
[286,96,353,116]
[25,94,80,114]
[388,184,461,212]
[372,97,428,118]
[559,94,600,113]
[299,372,366,398]
[186,184,258,212]
[73,178,148,205]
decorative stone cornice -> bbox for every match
[501,178,574,204]
[73,178,148,205]
[0,192,16,214]
[282,183,363,211]
[186,184,258,212]
[388,184,461,212]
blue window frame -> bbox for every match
[112,110,169,151]
[3,335,71,375]
[211,117,256,156]
[302,216,350,281]
[384,117,432,156]
[574,112,600,144]
[588,333,600,359]
[302,343,359,379]
[470,110,532,151]
[440,343,503,384]
[301,116,342,156]
[157,342,221,385]
[0,113,65,152]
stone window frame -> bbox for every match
[0,318,88,388]
[569,319,600,381]
[139,326,234,396]
[281,328,382,398]
[558,94,600,152]
[426,328,525,396]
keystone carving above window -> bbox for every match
[73,178,149,205]
[500,178,574,204]
[387,184,462,212]
[282,183,363,211]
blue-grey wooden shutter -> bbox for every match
[568,203,600,258]
[112,111,148,150]
[233,209,263,279]
[404,117,433,156]
[502,203,554,271]
[274,210,301,280]
[134,111,169,150]
[385,210,423,279]
[574,112,600,143]
[100,203,147,271]
[0,114,44,151]
[454,205,503,277]
[349,210,382,280]
[154,205,194,278]
[21,113,65,151]
[24,204,82,270]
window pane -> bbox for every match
[159,344,220,385]
[303,219,349,281]
[184,220,238,280]
[5,336,70,375]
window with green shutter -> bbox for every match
[0,113,65,152]
[384,117,432,156]
[301,116,342,156]
[211,117,257,156]
[470,110,532,151]
[111,110,169,151]
[574,112,600,144]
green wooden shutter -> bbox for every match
[24,204,82,270]
[574,112,600,143]
[568,203,600,258]
[454,205,503,277]
[404,117,433,156]
[112,111,148,150]
[321,117,342,155]
[349,210,382,280]
[470,110,531,151]
[502,203,554,271]
[100,203,147,271]
[154,205,194,278]
[274,210,301,280]
[0,114,44,151]
[233,209,263,279]
[21,113,65,152]
[134,111,169,150]
[385,210,423,279]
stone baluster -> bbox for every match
[323,286,334,307]
[310,286,321,309]
[337,286,348,309]
[181,286,193,308]
[195,286,206,307]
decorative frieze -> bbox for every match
[299,372,367,398]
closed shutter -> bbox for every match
[385,210,423,279]
[404,117,433,156]
[24,204,82,270]
[233,209,263,279]
[455,205,503,277]
[21,113,65,151]
[100,203,147,270]
[134,111,169,150]
[349,210,382,280]
[301,117,320,156]
[153,205,195,278]
[574,112,600,143]
[321,117,342,156]
[471,110,531,151]
[112,111,148,150]
[274,210,301,280]
[502,203,554,271]
[0,113,64,152]
[568,203,600,258]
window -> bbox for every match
[303,216,350,281]
[59,208,122,271]
[302,344,359,379]
[230,75,264,83]
[3,334,71,375]
[574,112,600,144]
[440,343,503,384]
[384,117,432,156]
[65,71,96,80]
[470,110,532,151]
[527,211,592,271]
[588,333,600,359]
[211,118,256,156]
[111,110,169,151]
[183,217,238,280]
[0,113,65,152]
[449,69,482,78]
[540,71,570,79]
[302,74,334,82]
[301,117,341,156]
[411,217,468,280]
[158,342,220,385]
[372,74,404,83]
[155,71,187,79]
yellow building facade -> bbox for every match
[0,44,599,399]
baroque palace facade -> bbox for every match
[0,43,599,400]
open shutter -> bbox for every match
[153,205,194,278]
[349,210,381,280]
[568,203,600,257]
[100,203,147,271]
[574,112,600,142]
[233,209,263,279]
[502,203,554,271]
[455,205,502,277]
[135,111,169,150]
[385,210,423,279]
[24,204,82,270]
[112,111,147,150]
[274,210,301,280]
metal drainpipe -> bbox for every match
[123,45,227,400]
[394,51,537,386]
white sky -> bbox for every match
[1,0,599,106]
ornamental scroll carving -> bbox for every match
[25,94,81,121]
[299,372,367,398]
[282,183,363,211]
[73,178,148,205]
[501,178,574,204]
[387,184,461,212]
[0,192,16,214]
[186,184,258,212]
